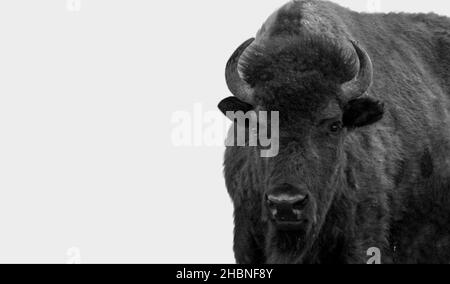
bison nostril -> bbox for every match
[266,195,274,206]
[265,192,309,224]
[293,194,309,210]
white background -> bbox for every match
[0,0,448,263]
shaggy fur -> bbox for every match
[221,0,450,264]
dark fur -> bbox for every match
[222,0,450,264]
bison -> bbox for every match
[218,0,450,264]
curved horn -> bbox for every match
[342,40,373,101]
[225,38,255,105]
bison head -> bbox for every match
[219,35,384,257]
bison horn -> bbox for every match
[225,38,256,105]
[342,40,374,101]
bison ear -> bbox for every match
[343,97,385,128]
[218,97,254,118]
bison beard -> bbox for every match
[219,0,450,264]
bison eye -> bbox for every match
[329,121,343,133]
